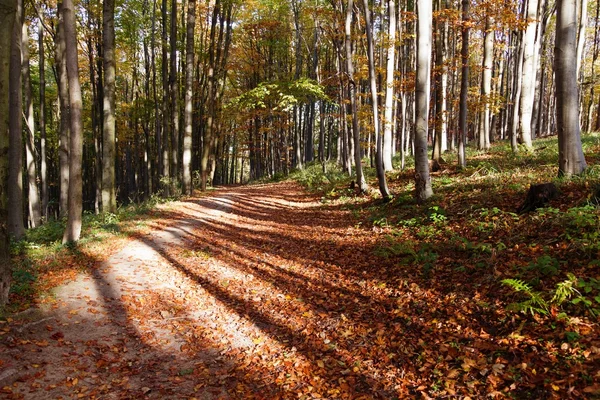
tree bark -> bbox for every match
[182,0,195,195]
[363,0,391,199]
[457,0,469,169]
[56,1,70,219]
[22,22,42,228]
[38,19,48,220]
[161,0,170,196]
[519,0,539,149]
[61,0,84,243]
[8,0,23,239]
[102,0,116,213]
[170,0,179,185]
[0,0,17,307]
[382,0,395,171]
[345,0,367,192]
[555,0,587,176]
[415,0,433,201]
[478,16,493,150]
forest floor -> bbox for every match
[2,141,600,398]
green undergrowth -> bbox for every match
[291,134,600,322]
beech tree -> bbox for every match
[555,0,586,176]
[102,0,117,213]
[414,0,433,201]
[62,0,84,243]
[182,0,195,195]
[0,0,16,307]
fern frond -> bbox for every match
[501,278,532,293]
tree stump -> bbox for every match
[517,183,558,213]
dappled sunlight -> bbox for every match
[3,179,599,398]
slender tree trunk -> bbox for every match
[510,30,525,151]
[382,0,395,171]
[415,0,433,201]
[56,1,70,219]
[22,22,42,228]
[161,0,170,196]
[519,0,539,149]
[102,0,116,213]
[478,16,493,150]
[457,0,469,168]
[576,0,588,80]
[0,0,17,307]
[38,19,48,220]
[182,0,195,194]
[363,0,391,199]
[556,0,587,176]
[170,0,179,185]
[432,0,447,161]
[8,0,23,239]
[62,0,84,243]
[345,0,367,192]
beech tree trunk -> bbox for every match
[363,0,391,199]
[182,0,195,194]
[8,0,23,239]
[161,0,170,196]
[457,0,469,169]
[382,0,395,171]
[102,0,116,213]
[0,0,17,307]
[433,0,448,161]
[62,0,84,243]
[56,2,70,219]
[414,0,433,201]
[478,16,493,150]
[170,0,179,185]
[345,0,367,192]
[519,0,539,149]
[38,19,48,219]
[555,0,587,176]
[22,22,42,228]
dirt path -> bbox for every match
[1,182,381,399]
[2,182,598,399]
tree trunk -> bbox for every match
[345,0,367,192]
[56,1,70,219]
[38,19,48,220]
[161,0,170,196]
[8,0,23,239]
[363,0,391,199]
[62,0,84,243]
[415,0,433,201]
[519,0,539,149]
[22,22,42,228]
[478,16,493,151]
[170,0,179,186]
[433,0,448,161]
[555,0,587,176]
[457,0,469,168]
[382,0,395,171]
[576,0,588,80]
[0,0,17,307]
[102,0,116,213]
[182,0,195,195]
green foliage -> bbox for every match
[376,238,438,277]
[427,206,447,225]
[527,255,560,277]
[231,78,328,112]
[10,266,36,297]
[502,273,600,317]
[290,161,350,197]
